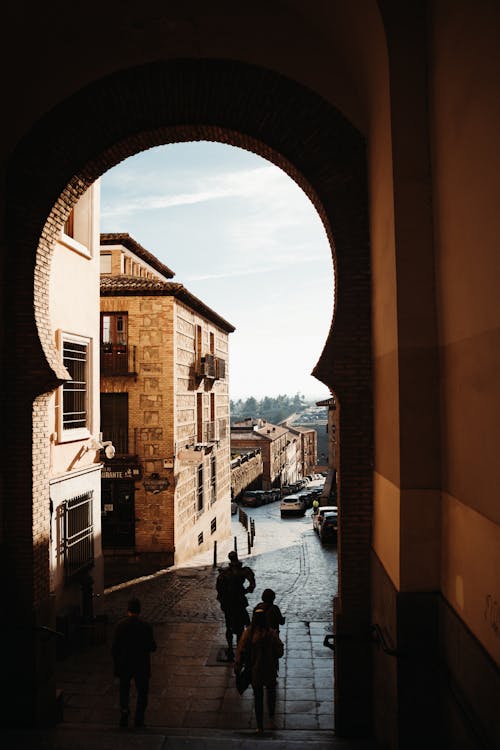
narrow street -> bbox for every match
[50,498,340,744]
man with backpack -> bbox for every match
[216,551,256,660]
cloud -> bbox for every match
[185,251,328,281]
[101,165,285,218]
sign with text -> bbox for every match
[101,463,142,480]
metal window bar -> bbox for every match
[64,491,94,580]
[63,342,87,428]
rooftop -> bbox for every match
[100,275,235,333]
[100,232,175,279]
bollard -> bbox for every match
[234,536,238,555]
[213,539,217,568]
[250,518,255,542]
[247,531,251,553]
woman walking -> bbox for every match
[235,607,284,733]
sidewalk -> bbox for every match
[5,511,372,749]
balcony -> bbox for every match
[100,344,137,377]
[195,354,226,381]
[204,421,219,443]
[197,354,216,379]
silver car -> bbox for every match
[312,505,338,533]
[280,494,306,517]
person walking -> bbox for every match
[112,597,157,729]
[253,588,285,634]
[235,607,284,733]
[216,550,256,660]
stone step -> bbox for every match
[3,726,377,750]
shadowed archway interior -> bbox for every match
[6,58,372,735]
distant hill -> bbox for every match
[230,393,308,425]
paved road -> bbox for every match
[99,489,338,627]
[53,493,339,738]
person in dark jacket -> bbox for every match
[253,588,286,634]
[216,551,256,660]
[235,607,284,733]
[112,597,156,728]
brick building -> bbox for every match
[231,418,297,490]
[100,234,235,566]
[285,424,318,478]
[316,396,339,505]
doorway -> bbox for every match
[101,480,135,549]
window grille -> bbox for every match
[211,517,217,534]
[64,491,94,580]
[62,340,87,429]
[198,532,204,546]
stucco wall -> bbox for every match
[429,0,500,666]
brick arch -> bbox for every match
[6,58,372,734]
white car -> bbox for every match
[280,494,306,517]
[312,505,338,533]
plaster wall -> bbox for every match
[429,0,500,661]
[48,184,101,476]
[441,492,500,666]
[46,183,102,606]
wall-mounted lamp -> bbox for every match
[86,436,116,460]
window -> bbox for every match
[197,392,204,443]
[101,313,127,345]
[195,324,202,365]
[210,455,217,503]
[58,332,91,440]
[197,464,204,512]
[60,187,95,259]
[211,517,217,534]
[101,313,130,375]
[198,532,204,546]
[64,491,94,581]
[100,253,112,274]
[101,393,128,453]
[209,331,215,355]
[64,209,75,238]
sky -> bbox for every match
[100,142,334,402]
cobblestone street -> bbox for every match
[54,498,339,741]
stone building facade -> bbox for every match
[231,418,296,490]
[100,234,234,566]
[230,449,263,500]
[285,424,318,478]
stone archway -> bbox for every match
[5,58,372,734]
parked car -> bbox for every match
[231,501,238,515]
[319,510,338,543]
[263,489,281,503]
[282,482,302,496]
[280,494,306,517]
[296,490,316,509]
[312,505,338,533]
[240,490,266,507]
